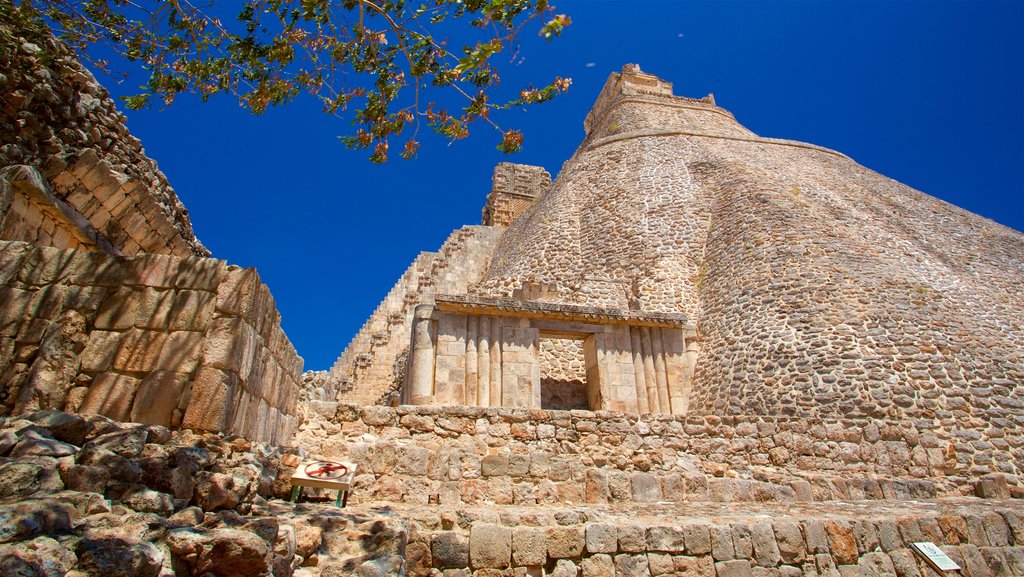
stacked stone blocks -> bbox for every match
[297,403,1019,508]
[0,239,302,443]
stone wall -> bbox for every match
[539,336,588,410]
[0,9,206,257]
[0,239,302,444]
[327,226,503,405]
[481,162,551,227]
[399,499,1024,577]
[296,404,1022,507]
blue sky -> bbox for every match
[99,1,1024,371]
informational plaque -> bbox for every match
[911,542,961,573]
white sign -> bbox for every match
[911,542,961,572]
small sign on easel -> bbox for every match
[911,542,961,574]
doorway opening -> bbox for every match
[539,335,589,410]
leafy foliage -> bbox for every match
[21,0,572,162]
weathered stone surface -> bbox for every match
[547,526,585,558]
[76,536,163,577]
[166,528,271,577]
[614,553,651,577]
[586,523,618,554]
[512,526,547,566]
[0,536,77,577]
[582,553,615,577]
[0,458,64,499]
[470,523,511,569]
[9,425,77,457]
[193,471,245,511]
[129,370,190,427]
[0,500,73,544]
[432,532,469,569]
[84,427,147,458]
[647,527,686,553]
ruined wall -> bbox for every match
[0,239,302,444]
[297,404,1021,508]
[0,10,206,257]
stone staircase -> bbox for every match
[293,404,1024,576]
[325,226,503,406]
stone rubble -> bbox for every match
[0,409,409,577]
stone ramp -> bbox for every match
[381,498,1024,576]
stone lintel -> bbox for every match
[435,294,693,331]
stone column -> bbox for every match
[477,315,491,408]
[630,328,650,414]
[408,304,435,405]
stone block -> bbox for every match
[732,524,753,559]
[585,524,617,554]
[614,553,650,577]
[432,532,469,569]
[585,469,609,504]
[804,521,830,555]
[0,242,29,286]
[581,554,614,577]
[750,523,781,567]
[773,522,806,563]
[481,454,509,477]
[166,290,215,331]
[127,253,179,288]
[129,370,189,428]
[857,552,896,577]
[215,267,260,317]
[78,372,140,421]
[201,317,258,375]
[470,523,511,569]
[17,247,78,286]
[551,559,579,577]
[547,526,584,559]
[716,561,757,577]
[683,524,712,556]
[647,553,674,576]
[0,287,33,337]
[631,473,661,502]
[79,330,121,372]
[512,526,546,566]
[181,367,238,433]
[619,525,647,553]
[175,256,226,291]
[647,527,686,553]
[395,446,431,476]
[711,525,736,561]
[113,329,166,372]
[825,522,859,566]
[156,330,203,373]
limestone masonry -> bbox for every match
[1,11,1023,577]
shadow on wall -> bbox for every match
[0,239,302,444]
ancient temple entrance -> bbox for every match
[539,334,591,410]
[404,295,697,415]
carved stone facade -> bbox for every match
[403,298,697,415]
